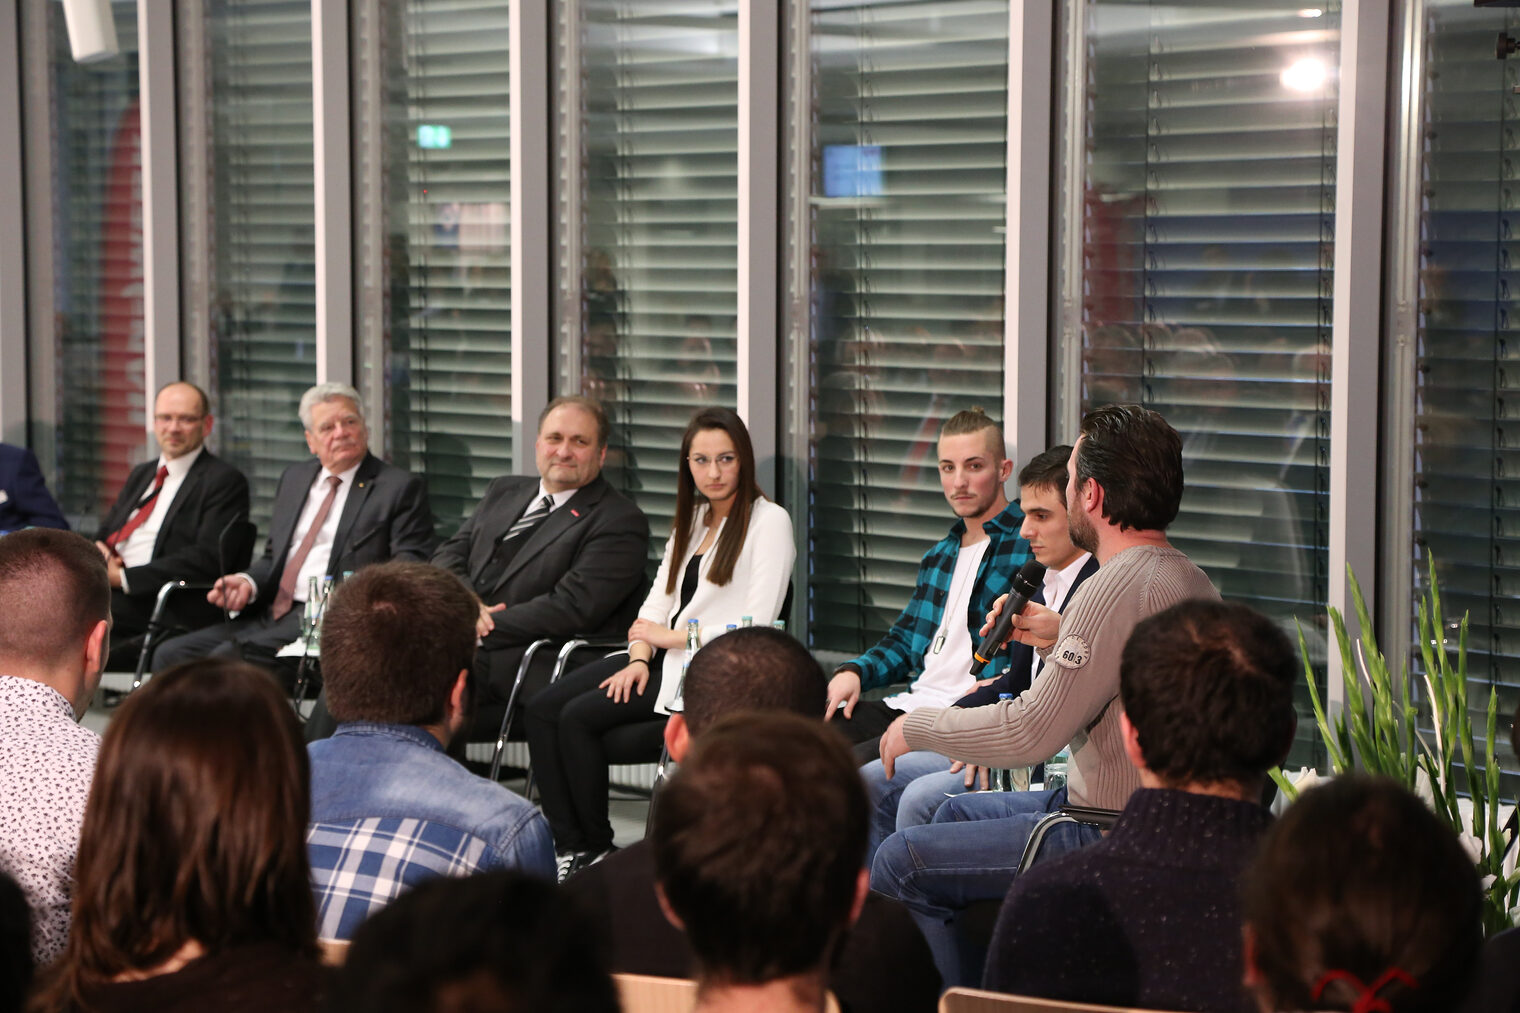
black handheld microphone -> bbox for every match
[969,559,1047,677]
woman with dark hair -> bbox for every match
[1242,774,1482,1013]
[526,406,794,877]
[29,659,327,1013]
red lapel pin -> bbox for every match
[570,508,581,518]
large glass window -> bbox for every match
[557,0,739,547]
[786,0,1010,654]
[201,0,317,533]
[1057,1,1338,764]
[28,0,145,528]
[1414,0,1520,787]
[374,0,512,538]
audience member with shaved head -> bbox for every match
[566,627,939,1012]
[0,529,111,964]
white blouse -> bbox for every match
[635,497,795,714]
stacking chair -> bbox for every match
[614,974,841,1013]
[129,518,257,691]
[939,988,1194,1013]
[1014,805,1121,875]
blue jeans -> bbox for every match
[863,751,999,866]
[870,786,1101,988]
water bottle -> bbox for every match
[772,620,786,631]
[994,694,1015,791]
[1044,744,1071,792]
[302,577,322,652]
[740,615,753,628]
[670,619,700,713]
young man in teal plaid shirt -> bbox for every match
[823,408,1031,763]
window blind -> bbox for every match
[380,0,513,539]
[1073,3,1338,765]
[205,0,317,536]
[1414,0,1520,789]
[39,0,145,527]
[1077,3,1336,625]
[568,0,740,552]
[804,0,1010,653]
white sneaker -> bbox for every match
[555,851,577,883]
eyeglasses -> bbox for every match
[688,453,740,470]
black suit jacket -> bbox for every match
[432,474,649,671]
[0,443,69,532]
[95,450,250,598]
[566,840,940,1013]
[246,452,435,612]
[957,554,1102,708]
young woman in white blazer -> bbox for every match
[525,407,795,877]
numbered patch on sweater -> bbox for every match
[1051,634,1091,669]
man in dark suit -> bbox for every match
[0,444,69,533]
[93,382,250,669]
[434,395,649,714]
[301,395,648,743]
[152,383,435,671]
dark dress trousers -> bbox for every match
[95,451,250,657]
[152,452,435,670]
[0,444,69,532]
[431,474,650,704]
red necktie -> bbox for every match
[271,475,342,620]
[105,465,169,550]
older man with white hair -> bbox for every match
[153,382,435,670]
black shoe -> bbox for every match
[565,845,619,881]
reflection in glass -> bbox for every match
[41,1,144,526]
[566,2,739,540]
[801,0,1009,652]
[1415,0,1520,790]
[381,0,511,539]
[1068,2,1338,765]
[205,0,316,531]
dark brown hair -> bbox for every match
[681,627,825,735]
[40,659,317,1009]
[319,561,478,726]
[1017,444,1073,506]
[0,528,109,671]
[651,711,867,985]
[1120,599,1296,787]
[1076,403,1184,531]
[664,407,763,593]
[1243,775,1482,1012]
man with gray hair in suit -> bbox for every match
[153,382,435,670]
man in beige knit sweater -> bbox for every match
[871,403,1219,987]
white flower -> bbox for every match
[1414,767,1435,809]
[1458,830,1484,866]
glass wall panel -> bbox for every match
[374,0,512,538]
[1414,0,1520,791]
[28,0,145,528]
[1057,1,1338,765]
[785,0,1010,653]
[201,0,316,534]
[558,0,739,549]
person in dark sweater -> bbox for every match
[565,627,940,1013]
[983,598,1298,1011]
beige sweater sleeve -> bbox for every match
[901,544,1219,809]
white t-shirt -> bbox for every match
[884,538,989,712]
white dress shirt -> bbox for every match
[1029,550,1094,685]
[240,461,362,604]
[115,446,204,590]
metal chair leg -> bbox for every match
[490,638,554,783]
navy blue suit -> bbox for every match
[0,444,69,533]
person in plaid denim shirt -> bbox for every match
[306,561,553,941]
[824,409,1031,763]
